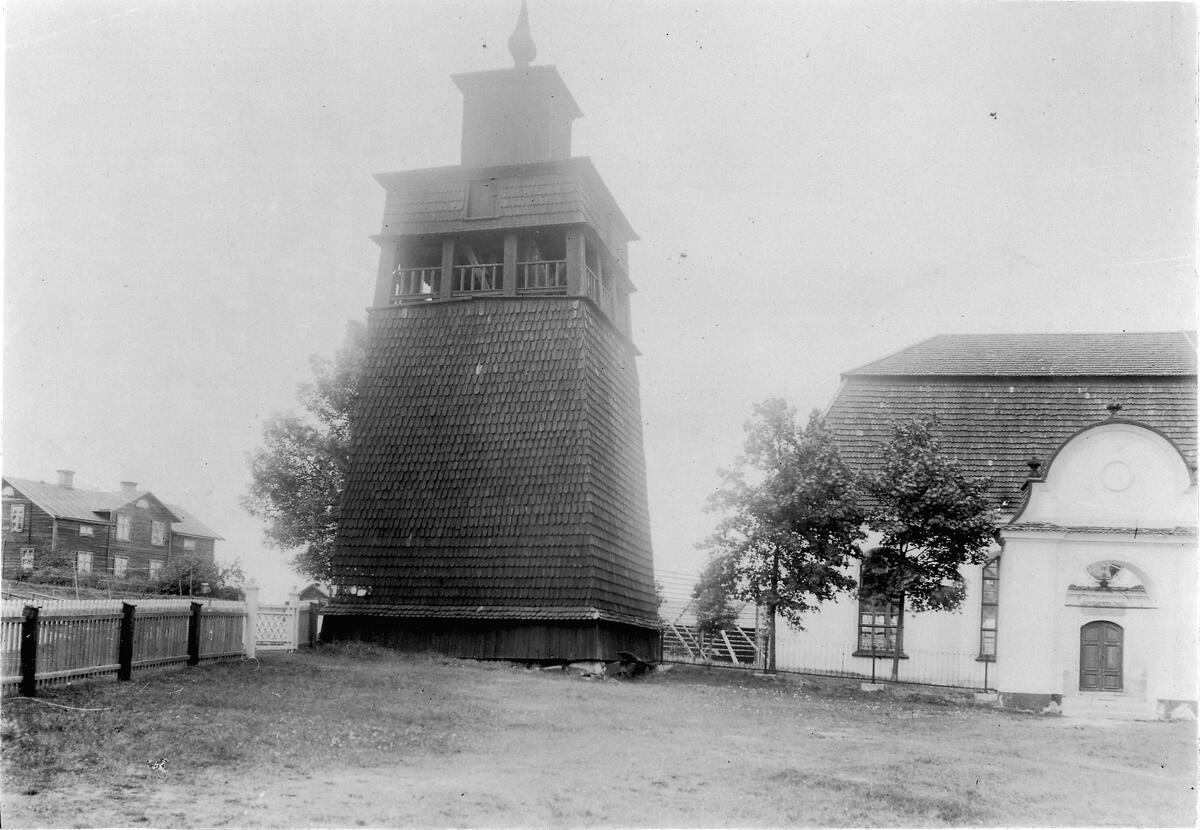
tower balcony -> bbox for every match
[389,254,629,335]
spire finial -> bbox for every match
[508,1,537,69]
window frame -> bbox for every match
[978,556,999,661]
[10,503,26,533]
[854,550,907,659]
[20,546,34,571]
[113,555,129,578]
[855,595,906,658]
[151,520,166,547]
[79,524,95,537]
[183,537,197,551]
[76,551,93,574]
[116,513,131,541]
[148,559,163,579]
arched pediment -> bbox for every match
[1019,421,1195,528]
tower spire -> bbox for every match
[508,1,537,68]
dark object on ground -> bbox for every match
[614,651,654,678]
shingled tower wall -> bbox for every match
[322,7,660,661]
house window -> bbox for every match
[76,551,93,574]
[116,513,131,541]
[979,557,999,660]
[183,538,196,551]
[857,597,902,656]
[113,556,129,578]
[10,503,26,533]
[20,547,34,571]
[148,559,163,579]
[151,520,166,546]
[79,524,94,537]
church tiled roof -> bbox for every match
[846,331,1196,377]
[331,296,657,626]
[827,333,1197,512]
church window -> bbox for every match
[855,551,904,657]
[10,503,25,533]
[978,557,999,660]
[857,596,902,656]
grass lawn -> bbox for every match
[2,646,1195,828]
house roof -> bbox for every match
[165,504,223,540]
[846,332,1197,377]
[826,333,1198,513]
[332,297,657,625]
[3,477,205,530]
[3,477,118,522]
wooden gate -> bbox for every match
[254,600,319,652]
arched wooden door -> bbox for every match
[1079,621,1123,692]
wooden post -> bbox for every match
[439,238,455,299]
[288,591,301,651]
[243,585,259,659]
[565,229,585,296]
[502,233,518,296]
[307,601,320,648]
[187,602,203,666]
[373,244,398,308]
[118,602,136,681]
[19,605,40,697]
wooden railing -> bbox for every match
[452,263,502,294]
[517,259,567,292]
[1,598,246,695]
[391,258,628,335]
[393,266,439,299]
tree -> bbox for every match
[243,320,366,582]
[701,400,865,671]
[153,555,245,600]
[860,416,998,680]
[691,554,739,660]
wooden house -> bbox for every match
[322,6,660,661]
[166,503,223,562]
[771,332,1197,716]
[2,471,219,581]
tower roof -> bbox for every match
[451,5,583,167]
[508,0,537,69]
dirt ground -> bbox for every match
[3,651,1196,828]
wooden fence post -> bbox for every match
[19,605,39,697]
[288,592,301,651]
[307,601,319,648]
[118,602,136,681]
[187,601,203,666]
[243,585,259,659]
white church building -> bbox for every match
[755,332,1195,716]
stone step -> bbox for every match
[1059,694,1157,721]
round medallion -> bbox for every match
[1101,460,1134,492]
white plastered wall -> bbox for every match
[999,421,1197,703]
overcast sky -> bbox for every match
[6,1,1196,599]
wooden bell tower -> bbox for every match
[323,4,660,661]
